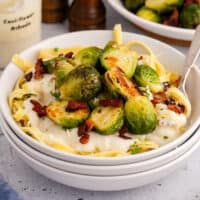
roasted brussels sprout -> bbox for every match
[59,65,102,101]
[136,7,161,23]
[180,4,200,28]
[124,0,145,11]
[133,65,163,93]
[145,0,184,13]
[100,46,138,78]
[90,105,124,135]
[55,60,74,88]
[88,91,114,109]
[125,96,157,134]
[46,101,90,129]
[75,47,103,67]
[105,67,139,99]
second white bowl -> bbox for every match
[1,116,200,176]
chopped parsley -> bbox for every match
[54,47,59,52]
[130,144,143,155]
[50,91,60,100]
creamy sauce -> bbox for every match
[22,74,187,153]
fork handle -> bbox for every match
[181,25,200,95]
[184,25,200,70]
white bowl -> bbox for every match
[1,116,200,176]
[108,0,194,41]
[1,31,200,165]
[3,123,200,191]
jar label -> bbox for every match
[0,0,41,42]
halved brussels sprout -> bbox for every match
[75,47,103,67]
[59,65,102,101]
[88,91,114,109]
[55,60,74,88]
[90,105,124,135]
[180,4,200,28]
[136,7,161,23]
[133,65,163,93]
[125,96,157,134]
[145,0,184,13]
[46,101,90,129]
[124,0,145,11]
[100,46,138,78]
[105,67,139,99]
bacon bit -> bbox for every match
[151,92,166,105]
[184,0,195,6]
[78,119,95,137]
[79,134,90,144]
[78,120,94,144]
[99,99,123,107]
[178,104,185,113]
[65,52,74,59]
[163,8,179,27]
[30,99,47,117]
[119,125,131,140]
[25,72,33,82]
[34,59,45,80]
[66,101,88,112]
[167,104,183,114]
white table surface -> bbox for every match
[1,2,200,200]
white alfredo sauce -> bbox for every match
[22,75,187,153]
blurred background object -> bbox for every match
[0,0,41,68]
[69,0,106,31]
[42,0,68,23]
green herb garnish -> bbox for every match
[50,91,60,100]
[54,47,59,52]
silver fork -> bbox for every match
[181,25,200,96]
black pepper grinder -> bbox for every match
[68,0,106,31]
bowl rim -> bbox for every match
[107,0,194,41]
[2,114,200,176]
[4,122,200,179]
[1,30,200,164]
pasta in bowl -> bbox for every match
[8,25,192,157]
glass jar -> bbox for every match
[0,0,41,68]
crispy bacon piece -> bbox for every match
[34,59,45,80]
[163,8,179,27]
[30,99,47,117]
[78,119,95,137]
[65,52,74,59]
[66,101,88,112]
[167,104,183,114]
[25,72,33,82]
[119,125,131,140]
[151,92,166,105]
[184,0,195,6]
[78,120,94,144]
[80,134,90,144]
[99,99,123,108]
